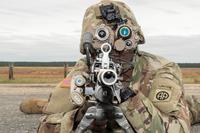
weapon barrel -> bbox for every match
[98,69,118,86]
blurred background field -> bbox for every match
[182,68,200,84]
[0,67,70,84]
[0,66,199,84]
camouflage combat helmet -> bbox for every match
[80,0,145,54]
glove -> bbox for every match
[120,87,136,103]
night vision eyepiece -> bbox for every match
[95,25,110,41]
[118,26,132,39]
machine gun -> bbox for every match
[74,32,135,133]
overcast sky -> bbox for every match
[0,0,200,62]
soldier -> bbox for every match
[20,0,197,132]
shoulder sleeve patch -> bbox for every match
[153,88,172,102]
[60,77,72,88]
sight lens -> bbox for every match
[118,26,131,39]
[98,30,107,38]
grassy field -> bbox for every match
[0,67,199,84]
[0,67,67,84]
[182,68,200,84]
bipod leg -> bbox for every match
[113,106,135,133]
[75,106,96,133]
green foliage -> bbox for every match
[0,62,199,68]
[0,62,76,67]
[178,63,200,68]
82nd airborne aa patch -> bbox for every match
[153,88,172,102]
[156,91,169,100]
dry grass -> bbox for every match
[182,68,200,84]
[0,67,199,84]
[0,67,69,84]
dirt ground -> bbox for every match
[0,84,200,133]
[0,84,53,133]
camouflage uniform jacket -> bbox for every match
[39,51,191,133]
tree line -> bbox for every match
[0,62,199,68]
[0,62,76,67]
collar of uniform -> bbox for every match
[131,52,148,84]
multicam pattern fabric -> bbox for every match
[120,51,191,133]
[20,0,197,132]
[186,95,200,125]
[80,0,145,54]
[42,58,88,114]
[37,52,191,133]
